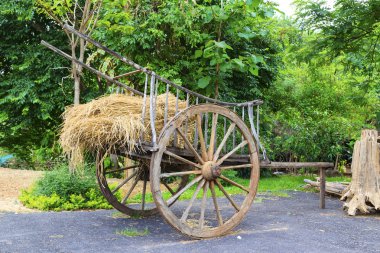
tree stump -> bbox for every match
[341,130,380,215]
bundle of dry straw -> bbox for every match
[60,93,187,168]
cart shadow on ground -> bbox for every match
[0,192,379,253]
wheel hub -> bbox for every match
[201,161,221,180]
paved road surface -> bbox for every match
[0,192,379,253]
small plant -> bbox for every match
[111,211,130,219]
[32,165,97,197]
[19,164,112,211]
[111,211,142,219]
[270,191,290,198]
[116,227,149,237]
[338,160,348,175]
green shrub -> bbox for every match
[19,165,112,211]
[33,165,97,197]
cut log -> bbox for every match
[340,130,380,216]
[304,179,347,197]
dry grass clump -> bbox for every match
[60,93,187,168]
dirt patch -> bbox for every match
[0,167,44,213]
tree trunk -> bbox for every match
[341,129,380,215]
[73,66,81,105]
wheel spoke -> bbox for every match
[220,164,252,171]
[105,164,139,174]
[176,128,204,165]
[162,181,175,195]
[219,175,250,193]
[167,175,203,205]
[216,140,248,166]
[111,170,138,194]
[213,123,236,162]
[215,179,240,212]
[208,113,218,160]
[164,150,202,169]
[210,181,223,226]
[180,179,206,223]
[141,176,147,210]
[121,176,139,204]
[199,181,209,229]
[196,114,208,161]
[160,170,201,178]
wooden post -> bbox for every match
[320,168,326,209]
[124,157,132,179]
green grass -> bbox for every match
[116,227,149,237]
[111,211,142,219]
[115,173,351,205]
[258,175,314,193]
[259,174,350,196]
[111,212,130,219]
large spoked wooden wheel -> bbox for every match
[96,152,188,217]
[150,104,260,238]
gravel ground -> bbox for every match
[0,168,43,213]
[0,191,379,253]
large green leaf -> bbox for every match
[214,41,233,50]
[197,76,211,89]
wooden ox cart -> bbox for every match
[42,25,332,238]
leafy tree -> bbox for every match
[294,0,380,79]
[0,0,281,166]
[262,15,379,163]
[4,0,376,170]
[36,0,103,104]
[91,0,281,100]
[292,0,380,134]
[0,1,73,165]
[264,61,378,162]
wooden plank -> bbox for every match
[113,69,143,79]
[260,162,334,169]
[304,179,346,196]
[320,168,326,209]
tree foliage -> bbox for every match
[0,0,72,164]
[0,0,378,168]
[263,57,378,162]
[261,3,379,163]
[92,0,281,100]
[294,0,380,78]
[36,0,103,104]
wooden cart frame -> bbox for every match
[42,25,333,238]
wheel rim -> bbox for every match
[150,104,260,238]
[96,152,189,217]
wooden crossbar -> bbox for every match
[260,162,333,169]
[260,161,334,209]
[113,69,143,80]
